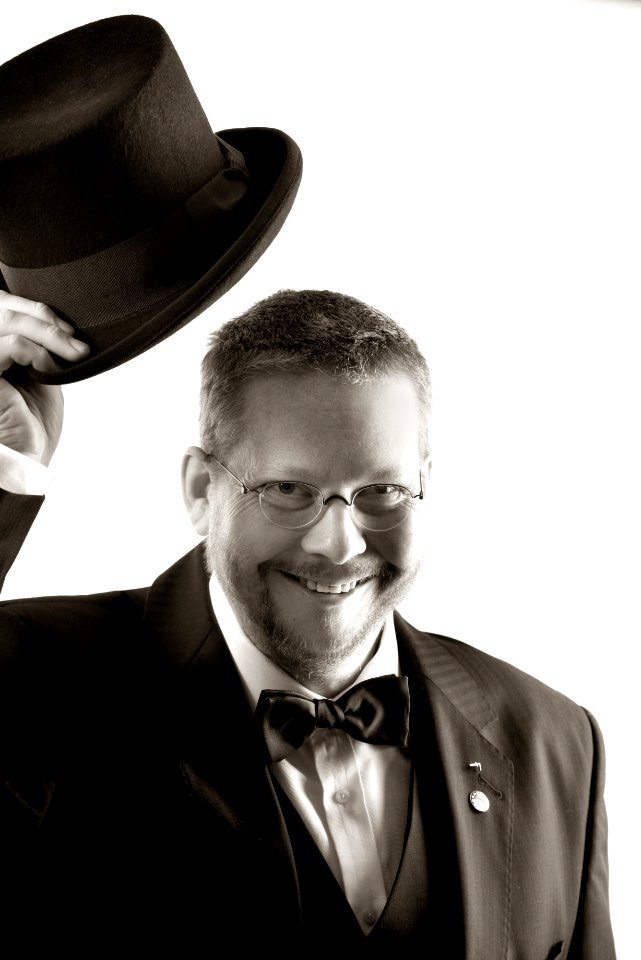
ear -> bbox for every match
[181,446,212,536]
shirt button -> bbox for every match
[334,788,350,805]
[364,910,377,926]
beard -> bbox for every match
[205,535,421,690]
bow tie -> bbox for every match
[256,674,410,763]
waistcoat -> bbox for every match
[274,666,465,955]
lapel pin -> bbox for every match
[466,759,503,801]
[468,789,490,813]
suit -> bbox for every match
[0,492,616,958]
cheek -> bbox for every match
[368,520,425,568]
[225,492,259,523]
[209,493,293,564]
[209,489,257,531]
[208,492,254,552]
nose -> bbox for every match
[299,499,367,564]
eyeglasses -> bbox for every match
[207,456,424,531]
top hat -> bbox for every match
[0,15,303,384]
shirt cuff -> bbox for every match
[0,443,51,495]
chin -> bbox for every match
[265,586,397,672]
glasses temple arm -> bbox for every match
[208,455,251,494]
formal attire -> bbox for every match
[212,569,412,932]
[0,489,617,958]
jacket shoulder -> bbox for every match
[0,585,148,666]
[396,614,597,735]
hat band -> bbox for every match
[0,145,250,328]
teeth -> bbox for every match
[300,578,359,594]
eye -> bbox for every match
[277,482,298,495]
[354,484,408,513]
[367,484,405,501]
[261,481,318,505]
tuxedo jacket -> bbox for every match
[0,492,616,958]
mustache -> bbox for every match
[260,560,398,582]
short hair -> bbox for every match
[199,289,432,458]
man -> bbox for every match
[0,288,616,957]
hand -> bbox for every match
[0,291,90,465]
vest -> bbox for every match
[274,664,466,956]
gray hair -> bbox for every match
[199,289,432,458]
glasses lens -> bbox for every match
[352,485,414,531]
[259,482,322,528]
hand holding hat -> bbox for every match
[0,15,303,384]
[0,290,88,466]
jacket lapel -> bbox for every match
[396,615,514,960]
[141,545,302,924]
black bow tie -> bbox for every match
[256,674,410,763]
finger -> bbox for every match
[0,335,65,375]
[0,291,73,332]
[0,307,89,362]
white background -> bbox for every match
[1,1,638,953]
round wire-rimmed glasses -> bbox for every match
[207,455,423,531]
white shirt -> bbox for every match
[0,443,49,495]
[209,573,412,934]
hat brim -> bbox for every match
[28,126,302,385]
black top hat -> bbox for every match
[0,15,303,384]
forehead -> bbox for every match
[237,372,422,480]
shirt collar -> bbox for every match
[208,572,401,709]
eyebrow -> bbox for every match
[250,466,417,486]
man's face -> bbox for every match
[204,371,427,688]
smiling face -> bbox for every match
[199,370,428,693]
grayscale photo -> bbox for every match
[1,2,637,955]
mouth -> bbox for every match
[279,571,374,595]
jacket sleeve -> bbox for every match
[568,709,618,958]
[0,490,44,593]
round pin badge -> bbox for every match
[469,789,490,813]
